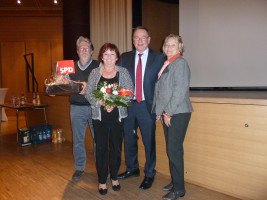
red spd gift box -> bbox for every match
[45,60,83,95]
[57,60,75,75]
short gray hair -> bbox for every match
[76,36,94,51]
[163,34,184,55]
[132,26,150,37]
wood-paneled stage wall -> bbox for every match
[25,91,267,200]
[0,17,63,102]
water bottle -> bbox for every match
[42,130,47,141]
[38,131,43,142]
[52,129,57,144]
[46,128,51,140]
[57,128,62,143]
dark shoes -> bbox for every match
[98,188,108,195]
[117,169,154,190]
[162,189,185,200]
[139,176,154,190]
[112,184,121,191]
[118,169,140,180]
[98,183,108,195]
[72,170,84,182]
[98,180,120,195]
[162,182,174,191]
[111,179,121,191]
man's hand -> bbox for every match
[79,82,87,94]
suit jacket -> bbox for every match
[119,48,165,114]
[152,56,193,115]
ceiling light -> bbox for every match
[54,0,58,4]
[17,0,21,4]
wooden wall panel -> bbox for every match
[27,92,267,200]
[26,41,53,92]
[184,103,267,200]
[0,17,62,42]
[0,16,63,116]
[143,0,179,52]
[51,41,64,73]
[1,42,26,101]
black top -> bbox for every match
[99,73,119,121]
[69,60,100,105]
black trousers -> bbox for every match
[93,118,124,184]
[163,112,191,192]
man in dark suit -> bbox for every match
[118,26,165,190]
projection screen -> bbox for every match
[179,0,267,88]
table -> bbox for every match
[0,103,48,142]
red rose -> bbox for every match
[106,88,111,94]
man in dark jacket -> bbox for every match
[118,27,165,190]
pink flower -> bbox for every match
[106,88,111,94]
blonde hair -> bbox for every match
[162,34,184,55]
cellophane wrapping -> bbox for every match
[45,74,83,95]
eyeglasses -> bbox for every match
[133,37,149,41]
[79,47,89,51]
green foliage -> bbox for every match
[92,81,132,108]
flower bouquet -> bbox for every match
[92,81,134,110]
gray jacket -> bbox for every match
[152,56,193,115]
[84,66,133,121]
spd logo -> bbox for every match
[57,60,75,75]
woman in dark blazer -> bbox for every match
[152,34,193,200]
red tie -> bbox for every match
[136,53,143,103]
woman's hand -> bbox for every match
[164,115,171,127]
[156,115,163,125]
[156,115,161,121]
[99,100,105,106]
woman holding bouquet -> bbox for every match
[84,43,133,195]
[152,34,193,200]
